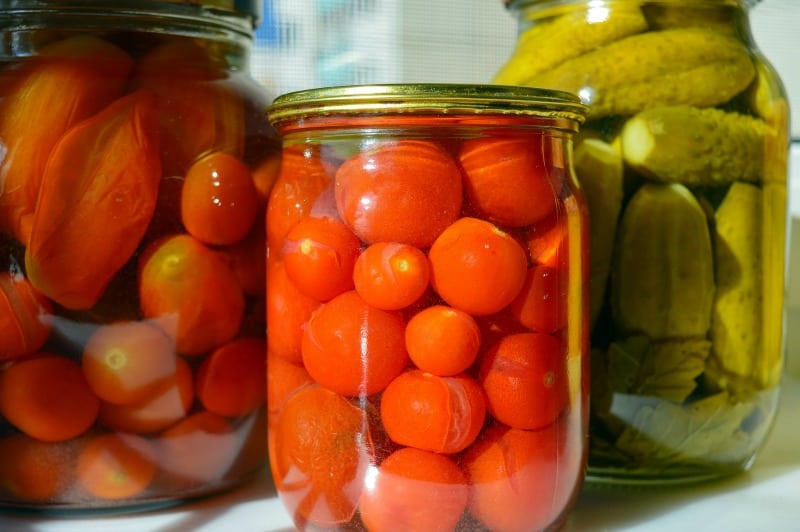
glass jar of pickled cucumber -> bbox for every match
[495,0,790,484]
[265,84,589,531]
[0,0,279,512]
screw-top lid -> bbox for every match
[0,0,263,28]
[267,83,588,133]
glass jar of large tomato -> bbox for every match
[494,0,791,484]
[265,84,589,531]
[0,0,279,512]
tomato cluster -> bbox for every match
[0,33,277,507]
[267,135,588,531]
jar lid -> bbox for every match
[0,0,263,28]
[267,84,588,132]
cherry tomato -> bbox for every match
[301,290,407,397]
[510,264,568,334]
[181,151,259,246]
[196,337,266,418]
[266,258,320,364]
[464,422,577,532]
[459,136,557,227]
[334,140,462,248]
[266,145,331,252]
[352,242,430,311]
[479,332,568,430]
[429,217,528,316]
[138,234,245,355]
[380,369,485,454]
[82,320,177,405]
[404,305,480,376]
[282,215,361,302]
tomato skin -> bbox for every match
[76,432,157,500]
[98,356,194,435]
[0,434,72,502]
[138,234,245,355]
[510,264,568,334]
[133,38,244,178]
[282,215,361,302]
[0,35,134,244]
[359,447,468,532]
[334,140,463,248]
[353,242,430,311]
[181,151,259,246]
[0,354,100,442]
[429,217,528,316]
[266,145,332,252]
[272,385,373,528]
[380,369,486,454]
[404,304,481,376]
[0,272,52,360]
[82,320,177,406]
[459,136,557,228]
[301,290,407,397]
[196,337,266,418]
[479,332,568,430]
[464,422,576,532]
[266,258,320,365]
[25,89,161,310]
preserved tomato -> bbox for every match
[0,1,277,512]
[265,84,589,531]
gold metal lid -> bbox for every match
[267,83,588,132]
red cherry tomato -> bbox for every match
[181,151,259,246]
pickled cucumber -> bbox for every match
[529,28,755,118]
[493,7,648,85]
[573,138,623,326]
[708,182,766,391]
[620,105,767,185]
[611,183,714,340]
[642,3,736,35]
[748,58,791,186]
[760,183,787,388]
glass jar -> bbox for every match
[265,84,589,531]
[495,0,790,484]
[0,0,279,512]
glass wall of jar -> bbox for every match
[494,0,791,484]
[0,0,280,512]
[265,84,589,531]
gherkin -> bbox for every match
[620,105,767,185]
[611,183,714,340]
[493,7,647,86]
[573,138,623,327]
[529,27,755,118]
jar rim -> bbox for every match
[267,83,588,131]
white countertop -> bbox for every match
[0,373,797,532]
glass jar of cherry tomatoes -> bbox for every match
[0,1,278,512]
[265,84,589,531]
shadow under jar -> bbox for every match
[265,84,590,531]
[0,0,280,513]
[494,0,791,485]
